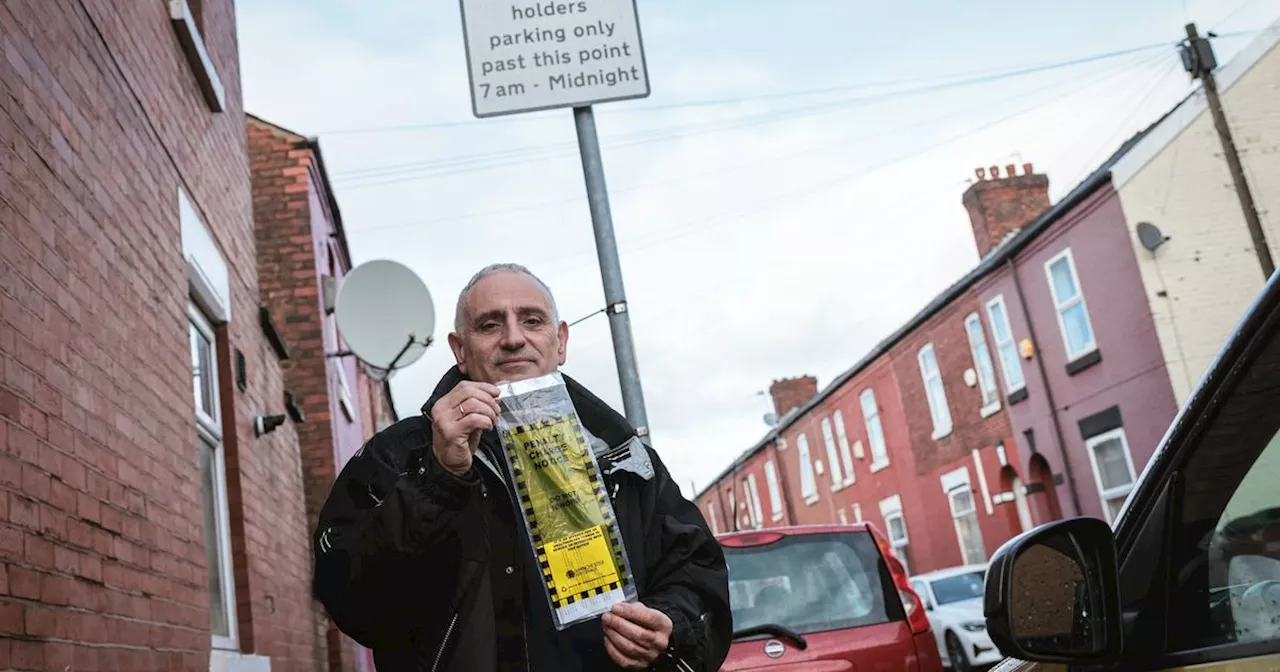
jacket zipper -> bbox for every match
[431,612,459,672]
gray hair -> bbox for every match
[454,263,560,333]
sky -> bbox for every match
[235,0,1280,497]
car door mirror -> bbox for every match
[984,517,1122,664]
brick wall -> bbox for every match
[250,116,381,672]
[1,1,317,671]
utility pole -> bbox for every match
[1182,23,1276,279]
[574,106,652,442]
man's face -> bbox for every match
[448,271,568,384]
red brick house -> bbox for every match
[0,1,329,670]
[249,115,398,672]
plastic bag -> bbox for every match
[494,372,639,630]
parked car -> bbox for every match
[910,565,1002,671]
[982,271,1280,671]
[718,523,944,671]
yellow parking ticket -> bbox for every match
[495,373,637,630]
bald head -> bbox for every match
[454,263,558,334]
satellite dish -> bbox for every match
[1136,222,1168,253]
[333,259,435,381]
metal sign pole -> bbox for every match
[573,105,651,440]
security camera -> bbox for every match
[254,414,287,438]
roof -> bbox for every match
[697,112,1176,500]
[910,563,989,582]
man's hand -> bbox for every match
[602,602,674,670]
[429,382,500,475]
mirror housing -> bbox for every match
[984,517,1122,664]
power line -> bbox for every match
[331,44,1182,190]
[347,52,1157,235]
[317,40,1181,137]
[529,51,1162,280]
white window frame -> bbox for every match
[190,304,239,651]
[985,295,1026,393]
[1044,248,1098,362]
[168,0,226,112]
[746,475,764,530]
[918,344,953,439]
[336,362,355,422]
[851,502,863,523]
[797,433,819,504]
[879,495,910,573]
[706,501,719,535]
[838,509,848,524]
[964,313,1001,417]
[727,489,738,531]
[860,389,890,472]
[764,460,784,522]
[945,474,987,565]
[1085,428,1138,524]
[821,418,845,490]
[833,411,855,486]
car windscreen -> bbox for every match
[929,571,985,605]
[724,531,896,637]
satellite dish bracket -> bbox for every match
[325,333,434,371]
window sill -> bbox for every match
[772,513,784,523]
[831,482,845,493]
[932,427,953,441]
[842,477,855,488]
[170,0,226,112]
[869,460,890,473]
[1007,387,1029,405]
[980,400,1002,418]
[804,495,820,506]
[1065,349,1102,376]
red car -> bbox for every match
[718,523,943,671]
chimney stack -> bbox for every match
[963,161,1051,258]
[769,376,819,418]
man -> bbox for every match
[313,263,732,671]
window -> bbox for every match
[838,509,848,524]
[821,418,846,490]
[918,344,953,439]
[190,306,237,649]
[964,313,1000,416]
[764,461,784,522]
[707,502,719,534]
[879,495,910,574]
[797,433,818,504]
[169,0,226,112]
[1085,428,1137,524]
[1159,311,1280,659]
[833,411,855,486]
[746,475,765,530]
[860,389,889,470]
[1045,249,1098,361]
[949,488,987,565]
[728,489,738,532]
[985,296,1026,393]
[336,363,355,422]
[852,503,863,523]
[723,531,897,638]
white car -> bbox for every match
[910,565,1002,671]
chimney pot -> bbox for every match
[975,167,986,180]
[962,159,1051,258]
[768,375,819,418]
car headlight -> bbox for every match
[961,621,986,633]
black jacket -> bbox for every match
[312,368,733,671]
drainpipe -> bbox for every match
[1007,256,1084,517]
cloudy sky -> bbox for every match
[235,0,1279,497]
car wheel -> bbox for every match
[946,632,971,672]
